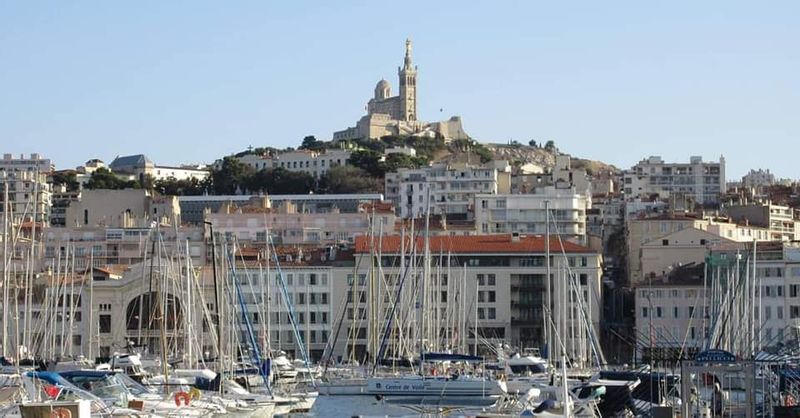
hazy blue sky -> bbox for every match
[1,1,797,178]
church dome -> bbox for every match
[374,79,391,99]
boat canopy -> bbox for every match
[421,352,484,362]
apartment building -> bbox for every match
[623,156,725,205]
[474,187,589,243]
[742,169,776,190]
[635,242,800,361]
[0,153,53,224]
[41,225,206,270]
[385,162,511,219]
[634,263,707,361]
[335,234,602,363]
[179,193,384,225]
[724,203,800,241]
[627,213,773,285]
[205,201,396,246]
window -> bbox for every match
[477,308,485,320]
[488,291,496,303]
[662,239,669,246]
[765,306,772,320]
[478,291,485,303]
[791,285,799,298]
[99,315,111,333]
[642,307,648,318]
[477,274,485,286]
[579,274,588,286]
[656,307,662,318]
[488,308,496,319]
[487,274,496,286]
[778,306,784,319]
[688,306,695,317]
[791,306,800,319]
[673,307,679,318]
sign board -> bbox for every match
[695,349,736,363]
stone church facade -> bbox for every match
[333,39,469,143]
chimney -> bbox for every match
[511,231,520,242]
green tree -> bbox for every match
[348,150,385,177]
[299,135,326,151]
[544,140,556,151]
[245,167,315,194]
[382,153,428,173]
[320,166,382,194]
[211,157,254,195]
[85,168,137,190]
[528,139,538,147]
[51,171,80,192]
[154,176,208,196]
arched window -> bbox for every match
[126,292,182,331]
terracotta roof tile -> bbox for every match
[355,234,594,254]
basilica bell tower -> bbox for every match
[398,38,417,122]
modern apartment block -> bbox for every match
[473,187,589,243]
[385,162,511,219]
[0,153,53,224]
[623,156,725,205]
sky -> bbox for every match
[1,1,797,179]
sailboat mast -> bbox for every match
[88,248,94,360]
[185,239,193,366]
[1,175,8,357]
[544,200,551,360]
[419,189,431,375]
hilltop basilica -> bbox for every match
[333,39,470,143]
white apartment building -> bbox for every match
[0,153,53,224]
[474,187,589,243]
[385,162,511,219]
[623,156,725,205]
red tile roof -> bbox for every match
[355,234,594,254]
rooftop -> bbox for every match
[355,233,594,254]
